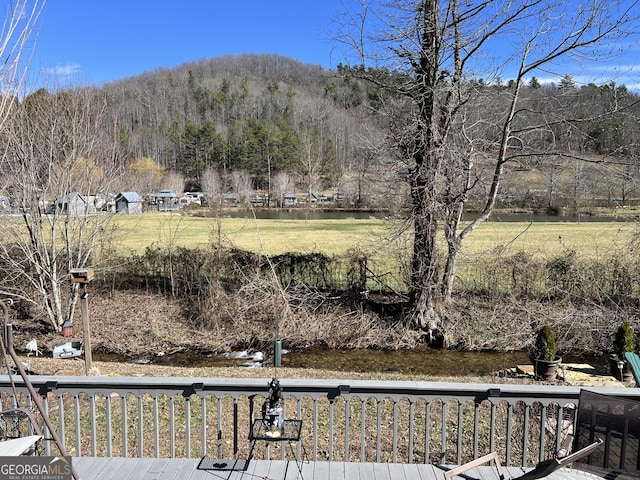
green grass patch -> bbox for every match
[104,213,639,295]
[110,213,392,256]
[110,212,637,259]
[462,220,636,258]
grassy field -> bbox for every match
[460,219,636,258]
[111,213,393,255]
[110,211,638,259]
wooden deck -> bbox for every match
[72,457,607,480]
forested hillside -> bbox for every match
[100,54,395,206]
[96,54,640,211]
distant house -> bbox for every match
[95,192,116,212]
[178,192,204,208]
[223,192,239,206]
[249,192,267,207]
[114,192,143,214]
[282,192,298,207]
[57,192,96,216]
[150,189,179,212]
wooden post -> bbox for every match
[80,282,92,375]
[70,268,94,375]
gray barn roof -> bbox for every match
[116,192,142,202]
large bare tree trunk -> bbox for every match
[406,0,444,330]
[410,189,440,331]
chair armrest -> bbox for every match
[0,435,42,456]
[444,451,505,480]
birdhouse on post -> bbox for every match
[61,319,74,337]
[70,268,94,284]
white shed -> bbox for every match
[115,192,143,214]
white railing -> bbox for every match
[0,376,637,467]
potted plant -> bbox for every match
[530,324,562,381]
[608,321,635,382]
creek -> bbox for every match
[98,348,607,377]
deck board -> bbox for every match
[387,463,408,479]
[153,458,194,480]
[310,460,330,480]
[81,456,127,480]
[265,459,289,479]
[116,458,158,479]
[373,462,391,479]
[405,463,433,480]
[71,457,605,480]
[343,461,361,479]
[284,460,304,480]
[358,462,375,479]
[329,462,345,479]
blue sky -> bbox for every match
[30,0,347,87]
[28,0,640,90]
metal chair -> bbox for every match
[444,438,602,480]
[572,389,640,477]
[0,407,44,456]
[445,390,611,480]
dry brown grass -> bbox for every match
[19,355,536,384]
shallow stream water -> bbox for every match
[97,348,607,377]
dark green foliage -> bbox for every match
[236,117,302,179]
[179,121,225,177]
[613,321,635,358]
[534,324,557,361]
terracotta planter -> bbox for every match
[530,354,562,381]
[608,354,634,382]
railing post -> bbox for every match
[522,403,530,467]
[441,400,448,463]
[137,395,144,457]
[424,399,431,464]
[200,396,207,458]
[408,400,415,463]
[121,395,128,457]
[105,394,112,456]
[153,396,160,457]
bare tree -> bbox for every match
[0,1,45,131]
[201,167,225,246]
[125,157,166,197]
[337,0,639,333]
[272,171,295,206]
[200,166,223,206]
[0,86,120,332]
[230,170,253,204]
[162,170,185,194]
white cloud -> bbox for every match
[42,62,82,78]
